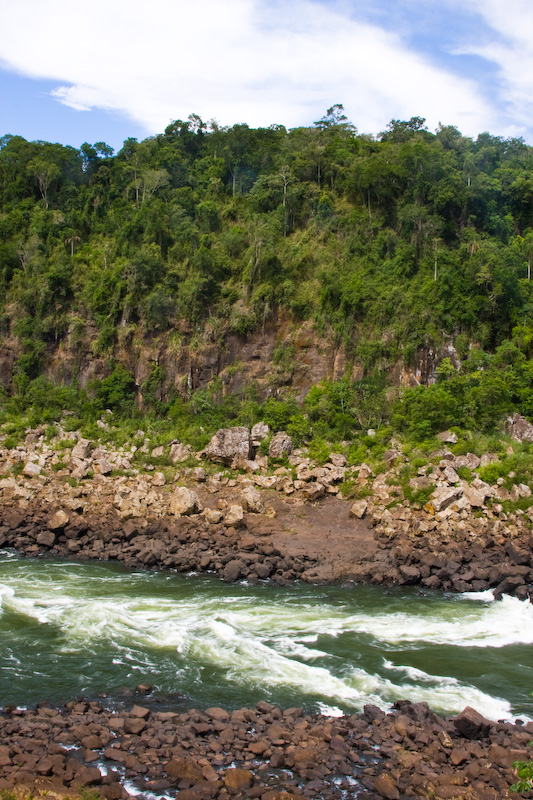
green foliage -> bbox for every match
[90,363,137,414]
[510,746,533,793]
[3,115,533,445]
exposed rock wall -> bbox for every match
[2,313,447,399]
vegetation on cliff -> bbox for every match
[2,107,533,441]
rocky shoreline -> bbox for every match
[2,420,533,598]
[1,696,532,800]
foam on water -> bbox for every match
[0,556,531,719]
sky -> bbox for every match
[1,0,533,153]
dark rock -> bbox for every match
[454,706,493,739]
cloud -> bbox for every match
[449,0,533,137]
[0,0,501,138]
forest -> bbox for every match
[2,105,533,447]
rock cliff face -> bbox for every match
[0,313,448,400]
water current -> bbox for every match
[1,550,532,721]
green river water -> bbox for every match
[1,550,532,721]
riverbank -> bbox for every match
[1,422,533,598]
[1,696,532,800]
[0,487,532,600]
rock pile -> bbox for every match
[0,699,530,800]
[1,424,533,598]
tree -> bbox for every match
[28,158,60,209]
[513,231,533,281]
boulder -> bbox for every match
[70,458,91,479]
[442,465,460,484]
[329,453,347,467]
[94,457,113,475]
[302,482,326,501]
[251,421,269,446]
[191,466,206,482]
[462,486,486,508]
[170,487,202,516]
[436,430,458,444]
[166,757,204,783]
[169,442,193,464]
[224,768,253,793]
[203,508,223,524]
[22,461,41,478]
[205,427,251,464]
[454,706,492,739]
[372,773,400,800]
[269,431,293,459]
[224,504,245,527]
[71,438,92,460]
[241,485,263,513]
[37,530,56,547]
[222,559,245,582]
[424,486,463,514]
[349,500,368,519]
[48,510,70,530]
[506,412,533,443]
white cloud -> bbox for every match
[0,0,500,138]
[450,0,533,138]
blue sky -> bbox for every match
[1,0,532,153]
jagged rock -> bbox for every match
[349,500,368,519]
[442,465,459,484]
[436,430,458,444]
[169,486,202,516]
[231,455,261,472]
[251,421,269,446]
[269,431,293,459]
[462,486,485,508]
[150,445,165,458]
[222,559,245,582]
[168,442,193,464]
[48,509,70,530]
[455,452,481,470]
[94,457,113,475]
[205,427,251,464]
[398,565,421,583]
[36,530,56,547]
[224,768,253,793]
[70,458,91,479]
[71,439,92,460]
[22,461,41,477]
[203,507,223,523]
[409,476,430,491]
[454,706,492,739]
[329,453,347,467]
[506,412,533,442]
[191,466,206,482]
[302,482,326,501]
[470,477,494,501]
[152,471,166,486]
[424,486,463,514]
[166,757,204,783]
[255,475,278,488]
[224,504,245,527]
[241,485,263,513]
[372,773,400,800]
[357,463,373,482]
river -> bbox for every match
[1,550,532,721]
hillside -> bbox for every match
[2,108,533,441]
